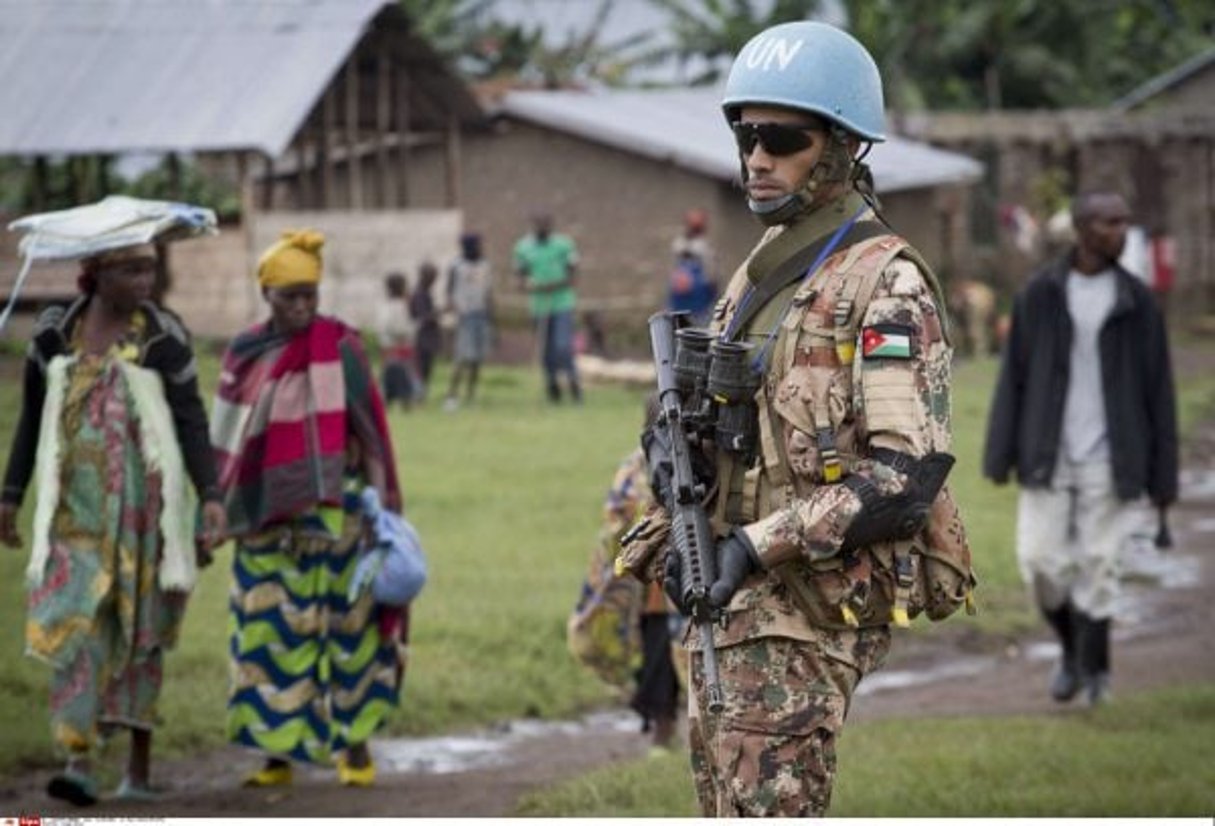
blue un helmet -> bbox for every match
[723,21,886,224]
[722,21,886,141]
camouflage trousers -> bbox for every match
[687,629,890,817]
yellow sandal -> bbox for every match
[335,756,376,787]
[242,762,293,787]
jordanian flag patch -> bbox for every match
[861,324,914,359]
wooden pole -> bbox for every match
[345,58,363,209]
[295,134,313,209]
[444,113,462,208]
[376,44,394,208]
[395,63,411,207]
[322,81,337,207]
[261,153,276,211]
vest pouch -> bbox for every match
[776,556,891,632]
[914,485,976,621]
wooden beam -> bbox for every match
[395,62,411,207]
[376,44,394,208]
[444,113,461,208]
[345,58,363,209]
[261,153,275,210]
[295,135,313,209]
[322,81,337,208]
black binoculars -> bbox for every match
[673,325,762,459]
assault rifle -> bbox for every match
[647,311,724,712]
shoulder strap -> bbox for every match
[728,220,890,339]
[830,239,954,355]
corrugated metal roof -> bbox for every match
[501,88,983,194]
[1113,45,1215,111]
[0,0,479,158]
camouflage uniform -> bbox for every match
[685,191,955,817]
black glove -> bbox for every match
[840,451,955,553]
[663,550,689,616]
[708,529,760,608]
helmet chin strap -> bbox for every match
[744,126,858,227]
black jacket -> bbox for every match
[983,253,1178,505]
[2,296,219,506]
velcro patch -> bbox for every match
[861,323,914,359]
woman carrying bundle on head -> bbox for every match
[0,196,224,805]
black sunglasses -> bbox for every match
[731,121,821,157]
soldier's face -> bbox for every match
[737,105,826,203]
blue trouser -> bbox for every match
[537,311,580,399]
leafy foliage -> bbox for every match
[846,0,1215,110]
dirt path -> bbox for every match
[5,476,1211,819]
[5,396,1215,819]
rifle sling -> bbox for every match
[728,220,891,340]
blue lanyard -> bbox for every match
[723,205,867,372]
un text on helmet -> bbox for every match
[743,37,804,72]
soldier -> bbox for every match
[636,21,968,816]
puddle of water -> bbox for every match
[857,657,989,695]
[1188,517,1215,534]
[1122,548,1203,590]
[1180,469,1215,501]
[372,709,638,775]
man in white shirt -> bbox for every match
[984,192,1179,707]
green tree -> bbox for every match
[646,0,825,83]
[845,0,1214,110]
[401,0,651,87]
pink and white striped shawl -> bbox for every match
[211,316,400,537]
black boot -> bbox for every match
[1075,612,1111,707]
[1042,603,1080,702]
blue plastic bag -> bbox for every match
[349,487,428,607]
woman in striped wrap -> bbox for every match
[210,230,405,788]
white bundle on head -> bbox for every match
[2,195,218,331]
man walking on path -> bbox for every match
[984,191,1179,707]
[513,213,581,404]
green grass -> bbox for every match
[1,338,1214,775]
[516,683,1215,817]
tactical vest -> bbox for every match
[709,234,976,631]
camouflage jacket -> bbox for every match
[692,200,956,648]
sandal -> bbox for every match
[47,769,99,806]
[335,755,376,787]
[242,762,293,787]
[112,777,164,801]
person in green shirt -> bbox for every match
[513,213,582,403]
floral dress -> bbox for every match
[25,310,188,755]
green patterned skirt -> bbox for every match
[227,504,403,764]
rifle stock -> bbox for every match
[648,312,724,713]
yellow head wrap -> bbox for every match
[257,229,325,288]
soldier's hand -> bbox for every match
[708,530,760,608]
[662,551,689,616]
[0,502,21,549]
